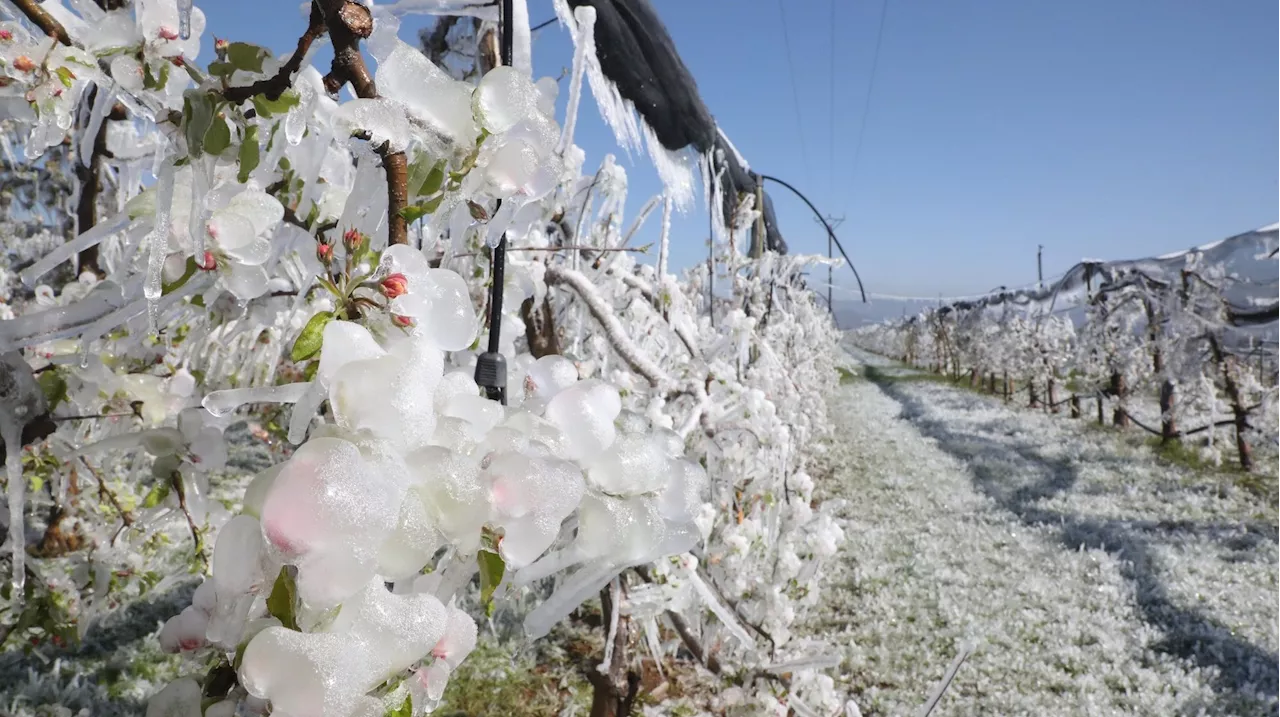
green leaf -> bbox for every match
[182,90,215,158]
[142,481,171,509]
[37,368,68,412]
[418,160,445,197]
[54,66,75,89]
[386,694,412,717]
[251,90,301,117]
[204,116,232,156]
[226,42,268,73]
[302,359,319,382]
[467,200,489,221]
[477,549,505,615]
[397,195,444,223]
[207,60,236,78]
[265,566,300,631]
[163,256,199,295]
[125,187,155,220]
[237,124,260,183]
[291,311,334,362]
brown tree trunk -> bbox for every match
[1028,379,1039,408]
[1003,371,1010,402]
[1208,336,1254,472]
[1047,378,1058,413]
[1069,395,1081,418]
[1110,372,1128,427]
[589,586,640,717]
[1159,379,1177,443]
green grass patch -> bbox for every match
[836,366,860,384]
[1145,436,1278,502]
[437,637,594,716]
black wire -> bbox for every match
[478,0,515,405]
[758,174,868,303]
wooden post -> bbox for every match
[1097,395,1105,425]
[1003,370,1010,402]
[1047,378,1058,413]
[1028,379,1039,408]
[1069,394,1081,418]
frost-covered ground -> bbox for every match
[809,348,1278,717]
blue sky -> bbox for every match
[196,0,1278,298]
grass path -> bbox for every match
[806,351,1278,717]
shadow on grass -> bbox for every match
[864,365,1280,713]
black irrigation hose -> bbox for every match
[758,174,867,303]
[475,0,516,405]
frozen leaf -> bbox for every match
[292,311,334,362]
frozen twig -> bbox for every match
[317,0,409,245]
[545,265,672,388]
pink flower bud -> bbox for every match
[0,30,14,41]
[391,314,416,329]
[316,242,334,265]
[213,37,228,52]
[157,26,180,41]
[380,273,408,299]
[342,228,365,254]
[197,251,216,270]
[12,55,35,72]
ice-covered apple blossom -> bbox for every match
[0,0,861,714]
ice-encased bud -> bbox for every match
[483,451,584,568]
[474,66,539,134]
[544,379,621,462]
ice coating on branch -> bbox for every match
[143,158,177,332]
[2,351,47,597]
[334,98,412,153]
[375,40,479,146]
[240,581,448,717]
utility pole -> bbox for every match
[1037,244,1044,286]
[814,214,845,311]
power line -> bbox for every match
[776,0,813,187]
[847,0,890,193]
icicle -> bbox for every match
[144,158,177,335]
[202,382,312,417]
[0,133,15,168]
[287,382,325,444]
[176,0,193,40]
[557,5,596,155]
[523,560,620,640]
[598,578,621,673]
[190,155,214,259]
[679,558,755,648]
[4,421,24,601]
[80,83,115,168]
[657,195,672,278]
[484,199,519,248]
[21,212,131,287]
[642,616,665,679]
[511,0,532,74]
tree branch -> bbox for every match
[317,0,409,244]
[545,265,672,387]
[9,0,71,46]
[224,2,327,104]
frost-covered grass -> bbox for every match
[804,350,1278,717]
